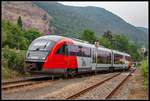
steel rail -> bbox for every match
[66,72,121,100]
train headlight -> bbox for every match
[42,56,47,60]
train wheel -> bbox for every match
[64,69,68,78]
[109,67,114,72]
[68,69,76,77]
[64,69,76,78]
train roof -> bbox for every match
[37,35,112,52]
[112,50,130,56]
[72,39,112,52]
[35,35,130,55]
[35,35,65,42]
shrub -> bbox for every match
[140,59,148,78]
[140,59,148,88]
[2,46,26,74]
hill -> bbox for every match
[34,1,148,47]
[2,1,148,47]
[137,27,148,34]
[2,1,55,34]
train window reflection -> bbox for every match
[29,39,55,51]
[56,44,68,55]
[114,54,124,64]
[97,49,111,64]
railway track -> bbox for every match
[2,68,135,100]
[65,69,136,100]
[2,71,105,91]
[105,68,136,99]
[1,71,106,92]
[2,75,56,91]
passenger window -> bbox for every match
[68,45,78,56]
[77,46,83,56]
[56,44,68,55]
[83,47,91,57]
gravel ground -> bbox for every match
[39,73,118,100]
[2,72,115,100]
[75,72,130,100]
[109,82,132,100]
[106,75,132,100]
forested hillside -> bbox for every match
[34,1,148,48]
[137,27,148,34]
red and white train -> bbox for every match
[25,35,132,76]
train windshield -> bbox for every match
[28,39,55,51]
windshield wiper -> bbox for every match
[42,42,49,49]
[34,42,49,51]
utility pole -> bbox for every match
[141,47,146,60]
[94,40,99,75]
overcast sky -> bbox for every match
[59,2,148,28]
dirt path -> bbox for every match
[128,68,148,99]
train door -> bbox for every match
[123,55,126,69]
[54,43,68,68]
[92,48,97,70]
[77,46,84,70]
[67,44,78,70]
[82,47,92,71]
[76,45,91,72]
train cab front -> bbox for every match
[25,38,55,74]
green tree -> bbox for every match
[101,31,141,61]
[127,42,141,61]
[2,19,29,50]
[112,34,129,52]
[103,30,113,42]
[24,28,42,43]
[17,16,23,30]
[99,36,112,48]
[80,29,96,44]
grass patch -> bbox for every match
[140,59,148,88]
[2,66,20,79]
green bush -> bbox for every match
[2,46,26,74]
[24,28,42,43]
[140,59,148,88]
[2,65,20,79]
[140,59,148,77]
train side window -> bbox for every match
[83,47,91,57]
[125,56,131,61]
[114,54,124,64]
[56,44,68,55]
[77,46,83,56]
[97,50,111,64]
[68,45,78,56]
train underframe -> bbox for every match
[25,61,129,77]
